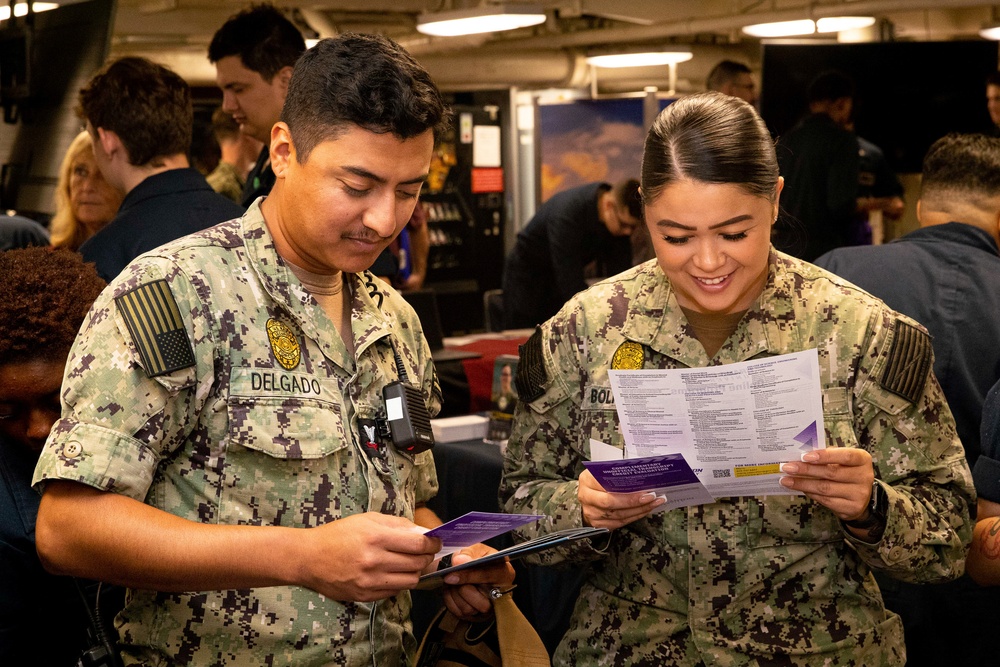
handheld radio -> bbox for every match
[382,343,435,454]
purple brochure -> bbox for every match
[584,453,698,492]
[425,511,542,557]
[583,453,715,510]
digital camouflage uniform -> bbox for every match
[33,202,441,667]
[500,251,974,667]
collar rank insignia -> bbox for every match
[266,318,301,370]
[611,341,645,370]
[115,279,196,378]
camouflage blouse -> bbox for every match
[501,251,974,667]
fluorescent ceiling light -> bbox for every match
[816,16,876,33]
[0,2,59,20]
[742,19,816,38]
[980,25,1000,40]
[416,4,546,37]
[586,51,693,68]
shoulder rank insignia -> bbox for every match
[880,320,933,404]
[115,279,196,377]
[515,327,548,403]
[266,318,301,370]
[611,341,645,370]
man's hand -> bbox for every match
[301,512,440,602]
[778,448,876,528]
[578,469,665,530]
[438,543,516,619]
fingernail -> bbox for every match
[444,574,459,585]
[779,476,794,488]
[801,451,819,462]
[640,493,656,503]
[780,463,799,474]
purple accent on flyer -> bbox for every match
[583,453,699,493]
[425,511,542,547]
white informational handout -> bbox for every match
[608,348,826,497]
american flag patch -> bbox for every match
[115,279,196,377]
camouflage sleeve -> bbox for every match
[500,325,611,566]
[32,260,212,501]
[841,311,975,582]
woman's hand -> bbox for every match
[778,448,876,524]
[578,469,666,530]
[439,543,516,620]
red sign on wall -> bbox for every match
[471,167,504,193]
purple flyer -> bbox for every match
[584,453,699,493]
[425,511,542,556]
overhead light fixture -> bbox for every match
[416,3,546,37]
[816,16,876,33]
[742,16,876,38]
[980,24,1000,40]
[585,50,693,68]
[742,19,816,38]
[0,2,59,20]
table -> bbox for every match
[435,330,532,417]
[411,437,587,656]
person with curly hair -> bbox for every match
[49,131,123,251]
[0,247,106,664]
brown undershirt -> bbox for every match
[679,306,747,359]
[286,262,355,357]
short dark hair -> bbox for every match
[706,60,752,92]
[78,57,192,167]
[641,92,778,204]
[987,71,1000,88]
[612,179,642,221]
[806,70,855,104]
[921,133,1000,210]
[0,247,106,364]
[281,33,449,162]
[208,4,305,81]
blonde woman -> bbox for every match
[49,131,122,250]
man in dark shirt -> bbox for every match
[502,179,641,329]
[815,132,1000,667]
[78,57,243,281]
[209,4,305,208]
[776,70,859,260]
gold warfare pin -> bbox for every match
[611,341,644,370]
[266,318,301,370]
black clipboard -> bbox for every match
[415,526,609,590]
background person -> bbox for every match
[775,70,860,260]
[967,379,1000,585]
[33,34,512,666]
[705,59,757,105]
[77,56,243,281]
[0,215,48,251]
[500,92,973,666]
[206,106,263,204]
[49,131,122,251]
[209,3,305,207]
[0,247,106,664]
[815,132,1000,667]
[986,71,1000,137]
[502,178,642,330]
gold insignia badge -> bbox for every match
[611,341,644,370]
[266,318,301,370]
